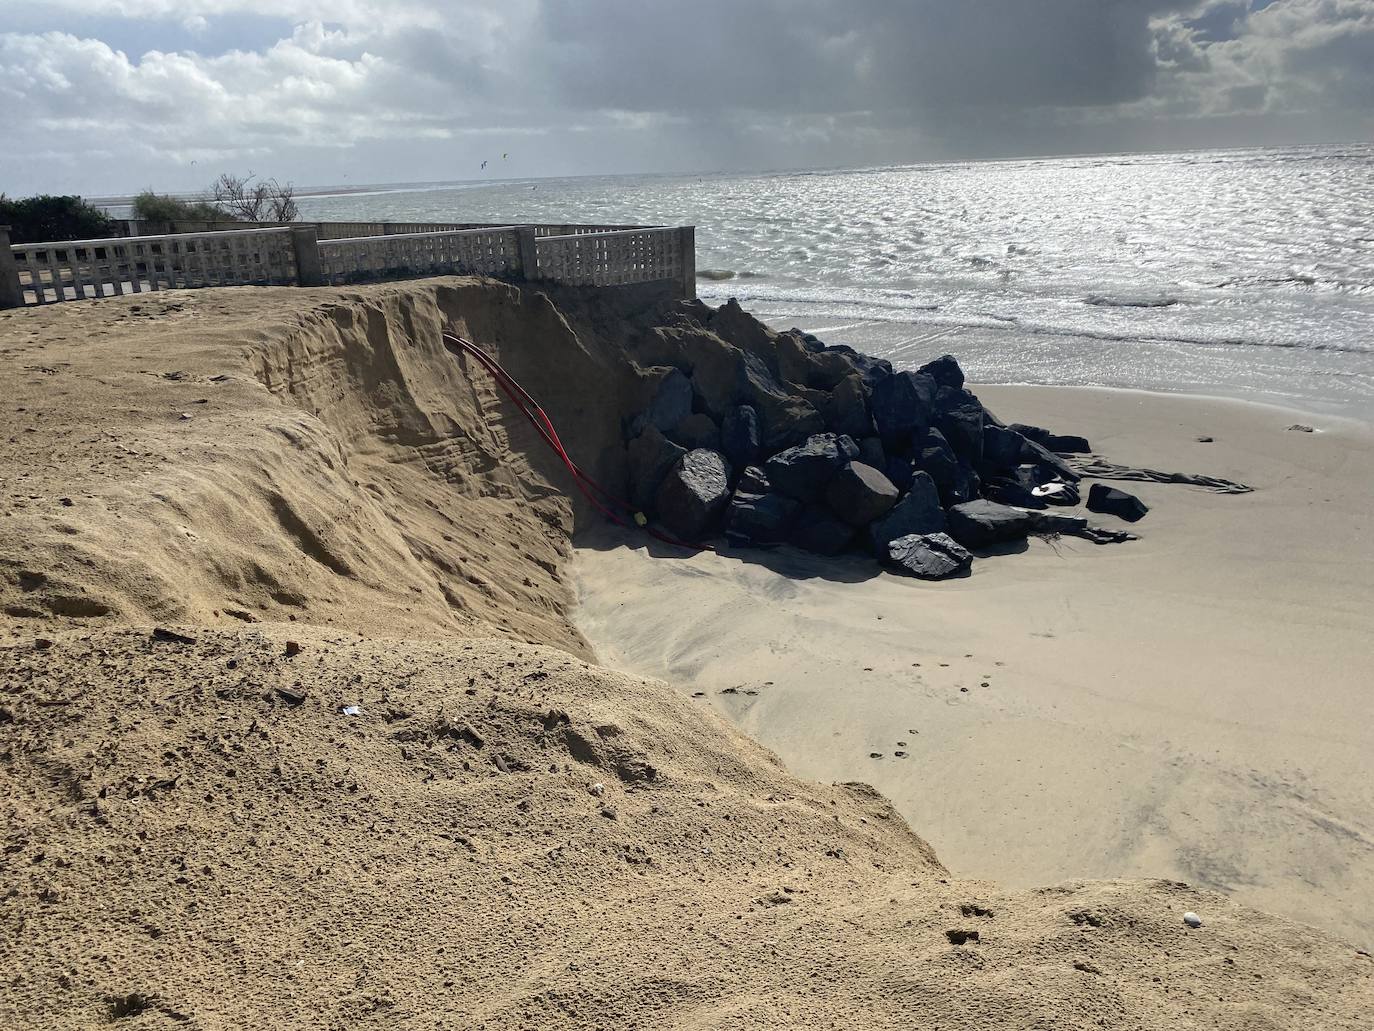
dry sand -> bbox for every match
[3,281,1372,1028]
[574,384,1374,948]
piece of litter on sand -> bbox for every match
[588,782,605,797]
[1287,424,1314,433]
[341,705,361,716]
[1183,911,1203,928]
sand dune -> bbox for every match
[2,281,1371,1028]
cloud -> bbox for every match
[0,0,1371,194]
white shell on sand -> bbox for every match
[1183,911,1203,928]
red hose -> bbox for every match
[441,329,709,552]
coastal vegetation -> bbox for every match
[0,194,115,243]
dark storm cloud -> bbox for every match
[2,0,1373,193]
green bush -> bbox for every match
[130,191,236,223]
[0,194,118,244]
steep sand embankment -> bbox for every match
[2,281,1370,1029]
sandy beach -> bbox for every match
[574,383,1374,947]
[3,282,1371,1028]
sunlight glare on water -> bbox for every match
[295,145,1374,417]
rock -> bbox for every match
[1009,422,1091,454]
[1287,424,1314,433]
[1019,437,1082,483]
[679,329,743,419]
[826,374,875,439]
[917,354,965,392]
[645,368,693,432]
[725,489,800,546]
[284,640,302,657]
[721,405,761,469]
[946,500,1039,548]
[737,464,771,495]
[654,449,732,540]
[741,351,827,451]
[627,425,688,511]
[1029,512,1089,536]
[765,433,859,501]
[870,371,937,444]
[1086,484,1149,523]
[826,462,900,526]
[981,425,1026,470]
[1183,911,1203,928]
[789,506,856,556]
[857,436,886,471]
[936,392,986,465]
[983,477,1045,509]
[915,428,959,491]
[884,456,916,492]
[943,462,981,508]
[868,472,945,550]
[1196,436,1214,443]
[669,412,721,451]
[885,533,973,580]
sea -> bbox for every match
[293,144,1374,419]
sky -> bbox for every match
[1,0,1372,196]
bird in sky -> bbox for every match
[481,160,487,170]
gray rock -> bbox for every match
[868,472,945,550]
[944,462,982,508]
[1087,484,1149,523]
[884,455,916,492]
[857,436,886,471]
[725,489,800,547]
[915,428,959,491]
[790,506,856,556]
[645,368,693,432]
[917,354,965,392]
[670,412,721,451]
[1020,437,1082,483]
[654,449,732,540]
[737,464,771,495]
[826,462,900,527]
[1009,422,1091,455]
[885,532,973,580]
[871,371,937,444]
[765,433,859,502]
[721,404,761,469]
[826,374,875,439]
[982,424,1027,470]
[627,425,687,512]
[946,499,1038,548]
[936,392,986,465]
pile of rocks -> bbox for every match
[622,300,1142,580]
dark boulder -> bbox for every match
[765,433,859,502]
[946,500,1039,548]
[720,404,761,469]
[725,489,800,547]
[1020,437,1082,483]
[741,352,827,452]
[1010,423,1091,455]
[915,428,959,490]
[627,425,687,512]
[857,436,886,471]
[868,472,945,551]
[982,425,1027,470]
[936,392,986,466]
[654,449,732,540]
[669,412,721,451]
[1029,511,1090,536]
[826,462,900,527]
[942,462,981,508]
[871,370,938,444]
[826,374,875,439]
[817,342,893,391]
[737,464,771,495]
[1087,484,1149,523]
[884,456,916,492]
[790,506,856,556]
[679,330,744,419]
[645,368,693,432]
[917,354,965,392]
[983,478,1046,510]
[885,533,973,580]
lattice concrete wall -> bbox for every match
[8,227,302,305]
[318,227,523,285]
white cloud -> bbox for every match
[1,0,1371,194]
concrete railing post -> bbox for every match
[290,225,324,287]
[0,226,24,309]
[678,225,696,299]
[516,226,539,282]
